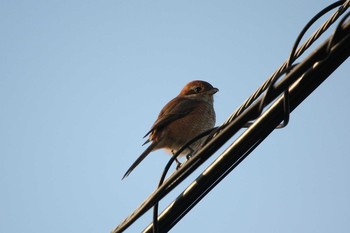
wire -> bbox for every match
[223,0,349,128]
[150,2,349,229]
[144,17,350,231]
[111,2,350,233]
[152,127,218,233]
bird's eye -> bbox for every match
[193,86,202,93]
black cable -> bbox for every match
[112,2,350,232]
[147,4,350,231]
[287,1,345,66]
[152,127,218,233]
[327,11,350,53]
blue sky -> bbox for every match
[1,1,350,233]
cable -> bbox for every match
[111,2,350,233]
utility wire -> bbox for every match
[111,1,350,232]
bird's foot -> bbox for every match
[186,146,195,160]
[175,158,182,170]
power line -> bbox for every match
[112,1,350,232]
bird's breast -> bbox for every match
[157,101,215,155]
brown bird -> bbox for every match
[122,80,218,179]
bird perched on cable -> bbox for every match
[122,80,218,179]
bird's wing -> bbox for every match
[123,98,200,179]
[143,97,200,138]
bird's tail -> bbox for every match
[122,141,158,179]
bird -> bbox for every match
[122,80,218,179]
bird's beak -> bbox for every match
[209,87,219,95]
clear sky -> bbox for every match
[1,1,349,233]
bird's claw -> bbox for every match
[186,153,193,160]
[175,158,182,170]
